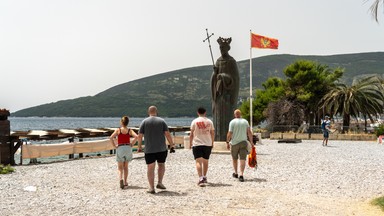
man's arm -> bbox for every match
[164,131,175,148]
[247,127,254,147]
[189,129,194,149]
[226,131,232,150]
[137,133,143,152]
[210,129,215,147]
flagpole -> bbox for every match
[249,30,253,130]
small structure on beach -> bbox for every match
[0,109,21,165]
[9,125,190,164]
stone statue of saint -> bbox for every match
[210,37,240,141]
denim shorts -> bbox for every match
[116,145,133,162]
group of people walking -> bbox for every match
[109,105,255,193]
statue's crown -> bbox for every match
[217,37,232,45]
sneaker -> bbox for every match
[156,183,166,190]
[147,189,156,194]
[198,179,205,187]
[202,177,208,184]
[239,176,244,182]
[232,173,238,178]
[120,180,124,189]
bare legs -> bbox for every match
[322,138,329,146]
[147,163,156,190]
[118,161,129,186]
[232,159,245,176]
[196,158,209,177]
[147,162,165,191]
[123,162,128,185]
[158,163,165,184]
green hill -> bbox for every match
[12,52,384,117]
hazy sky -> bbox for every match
[1,0,383,112]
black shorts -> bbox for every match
[145,151,168,164]
[323,130,329,138]
[192,146,212,160]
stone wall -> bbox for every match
[270,132,377,141]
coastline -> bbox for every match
[1,139,384,215]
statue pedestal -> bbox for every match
[212,141,229,153]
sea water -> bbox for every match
[9,117,195,164]
[9,117,194,131]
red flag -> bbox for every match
[251,33,279,49]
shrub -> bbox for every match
[374,123,384,137]
[0,164,15,174]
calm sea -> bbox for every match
[9,117,194,131]
[9,117,195,164]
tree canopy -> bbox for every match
[369,0,384,22]
[283,60,343,124]
[319,75,384,132]
[240,77,285,125]
[241,60,344,127]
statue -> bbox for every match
[210,37,240,141]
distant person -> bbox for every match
[109,116,138,189]
[189,107,215,187]
[137,106,176,194]
[298,121,308,133]
[226,109,254,182]
[321,116,331,146]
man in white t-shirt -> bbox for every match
[189,107,215,187]
[226,109,254,182]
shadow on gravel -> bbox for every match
[207,182,232,187]
[246,178,267,183]
[155,191,187,196]
[127,185,147,190]
[277,143,300,145]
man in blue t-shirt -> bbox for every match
[321,116,331,146]
[138,106,175,194]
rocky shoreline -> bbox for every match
[1,139,384,215]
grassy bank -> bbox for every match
[371,196,384,212]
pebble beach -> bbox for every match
[1,139,384,216]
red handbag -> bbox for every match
[248,146,257,168]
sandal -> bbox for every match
[156,183,166,190]
[147,189,156,194]
[120,180,124,189]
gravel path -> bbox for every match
[1,139,384,216]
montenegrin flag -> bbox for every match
[251,33,279,49]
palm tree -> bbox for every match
[319,75,384,133]
[369,0,384,22]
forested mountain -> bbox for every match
[12,52,384,117]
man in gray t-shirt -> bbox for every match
[138,106,175,194]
